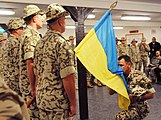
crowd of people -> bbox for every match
[116,36,161,84]
[0,3,76,120]
[0,2,159,120]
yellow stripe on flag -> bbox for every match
[75,29,130,110]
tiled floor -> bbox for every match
[74,83,161,120]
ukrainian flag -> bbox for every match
[74,10,130,110]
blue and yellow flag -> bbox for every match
[74,10,130,110]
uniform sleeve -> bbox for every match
[20,30,39,61]
[0,81,29,120]
[142,72,156,93]
[57,40,75,79]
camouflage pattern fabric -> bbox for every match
[7,18,24,30]
[19,25,41,95]
[34,29,75,117]
[66,40,78,89]
[0,46,3,79]
[46,3,69,21]
[115,70,155,120]
[129,45,141,70]
[19,25,41,119]
[116,44,119,57]
[39,109,72,120]
[0,80,30,120]
[2,34,21,95]
[23,5,41,19]
[138,43,150,71]
[0,35,7,79]
[118,44,129,57]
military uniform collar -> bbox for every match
[26,25,40,34]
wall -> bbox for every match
[38,25,161,44]
[114,26,161,44]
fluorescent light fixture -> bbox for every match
[87,14,95,19]
[66,26,75,29]
[66,26,86,29]
[0,8,15,15]
[113,27,123,30]
[121,15,151,21]
[66,14,95,19]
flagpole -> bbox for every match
[109,1,118,11]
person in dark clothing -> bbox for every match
[154,61,161,84]
[149,37,161,62]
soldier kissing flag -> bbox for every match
[74,7,130,110]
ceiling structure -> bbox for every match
[0,0,161,29]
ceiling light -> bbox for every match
[113,27,123,30]
[66,26,75,29]
[66,26,86,29]
[87,14,95,19]
[121,15,151,21]
[0,8,15,15]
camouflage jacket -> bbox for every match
[118,44,129,57]
[138,43,150,57]
[34,29,75,111]
[0,80,29,120]
[126,70,155,114]
[19,25,41,95]
[129,45,141,63]
[2,34,21,95]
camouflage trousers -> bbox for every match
[39,109,73,120]
[22,93,40,120]
[115,106,149,120]
[139,56,148,72]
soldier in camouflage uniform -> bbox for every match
[116,37,120,57]
[19,5,45,119]
[109,55,155,120]
[138,38,150,72]
[68,36,78,89]
[2,18,24,96]
[0,34,7,79]
[129,39,141,70]
[0,78,30,120]
[118,37,129,57]
[34,3,76,120]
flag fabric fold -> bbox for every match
[74,10,130,110]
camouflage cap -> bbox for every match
[23,5,42,19]
[120,37,126,41]
[7,18,24,30]
[46,3,69,22]
[69,36,74,40]
[131,39,137,43]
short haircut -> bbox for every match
[118,55,132,63]
[24,14,36,24]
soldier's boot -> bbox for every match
[87,81,93,88]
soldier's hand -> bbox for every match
[129,94,141,102]
[69,104,76,117]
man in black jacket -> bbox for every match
[149,37,161,62]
